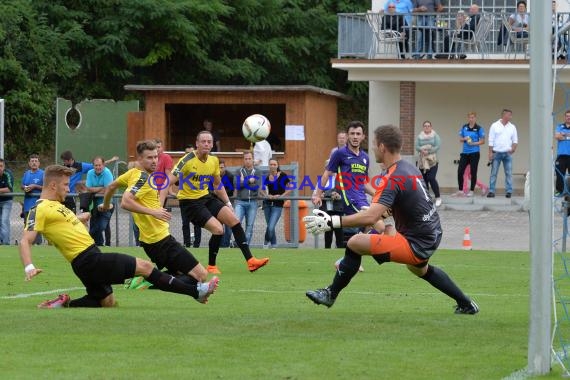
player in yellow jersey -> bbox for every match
[19,165,218,309]
[99,140,218,291]
[165,130,269,274]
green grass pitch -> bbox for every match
[0,245,563,379]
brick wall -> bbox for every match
[399,81,415,155]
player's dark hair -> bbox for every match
[136,140,157,156]
[29,153,40,160]
[44,164,74,183]
[60,150,73,161]
[374,125,402,154]
[346,121,365,133]
[502,108,513,115]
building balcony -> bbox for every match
[337,12,570,64]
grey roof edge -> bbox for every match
[123,84,351,100]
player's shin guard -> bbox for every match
[147,268,199,299]
[231,224,253,260]
[420,265,471,305]
[329,247,361,298]
[208,234,223,266]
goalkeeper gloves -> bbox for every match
[302,209,342,235]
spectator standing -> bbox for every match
[261,158,291,249]
[21,154,44,245]
[416,121,442,207]
[0,159,14,245]
[60,150,94,212]
[154,138,173,190]
[487,109,518,198]
[555,109,570,195]
[253,139,272,167]
[329,131,348,157]
[219,160,235,248]
[509,1,529,39]
[383,2,409,59]
[412,0,444,59]
[319,160,345,249]
[454,112,485,197]
[203,119,221,152]
[85,157,115,246]
[384,0,413,28]
[234,151,260,245]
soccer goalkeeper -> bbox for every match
[303,125,478,315]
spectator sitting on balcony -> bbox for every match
[412,0,444,60]
[383,0,413,30]
[382,2,409,59]
[437,5,480,60]
[509,1,529,39]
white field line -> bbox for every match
[1,287,85,299]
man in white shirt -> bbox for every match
[253,139,272,167]
[487,109,518,198]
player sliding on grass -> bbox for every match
[303,125,479,315]
[19,165,218,308]
[163,130,269,274]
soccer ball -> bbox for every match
[242,114,271,143]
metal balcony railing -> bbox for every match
[338,11,570,61]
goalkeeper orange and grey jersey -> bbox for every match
[25,199,94,262]
[172,152,220,200]
[116,168,169,244]
[372,159,442,260]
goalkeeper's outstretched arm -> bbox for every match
[337,202,389,229]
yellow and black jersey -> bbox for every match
[172,152,220,200]
[116,168,169,244]
[25,199,94,262]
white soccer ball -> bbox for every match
[242,114,271,143]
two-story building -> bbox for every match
[337,0,570,193]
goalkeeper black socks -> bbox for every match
[231,224,253,260]
[208,234,223,266]
[420,265,471,305]
[329,247,361,298]
[147,268,198,299]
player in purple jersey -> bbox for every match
[312,121,374,215]
[303,124,478,315]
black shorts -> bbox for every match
[71,245,136,300]
[179,194,225,227]
[140,235,199,275]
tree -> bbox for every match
[0,0,369,158]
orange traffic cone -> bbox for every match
[462,227,472,250]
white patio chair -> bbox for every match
[450,13,493,59]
